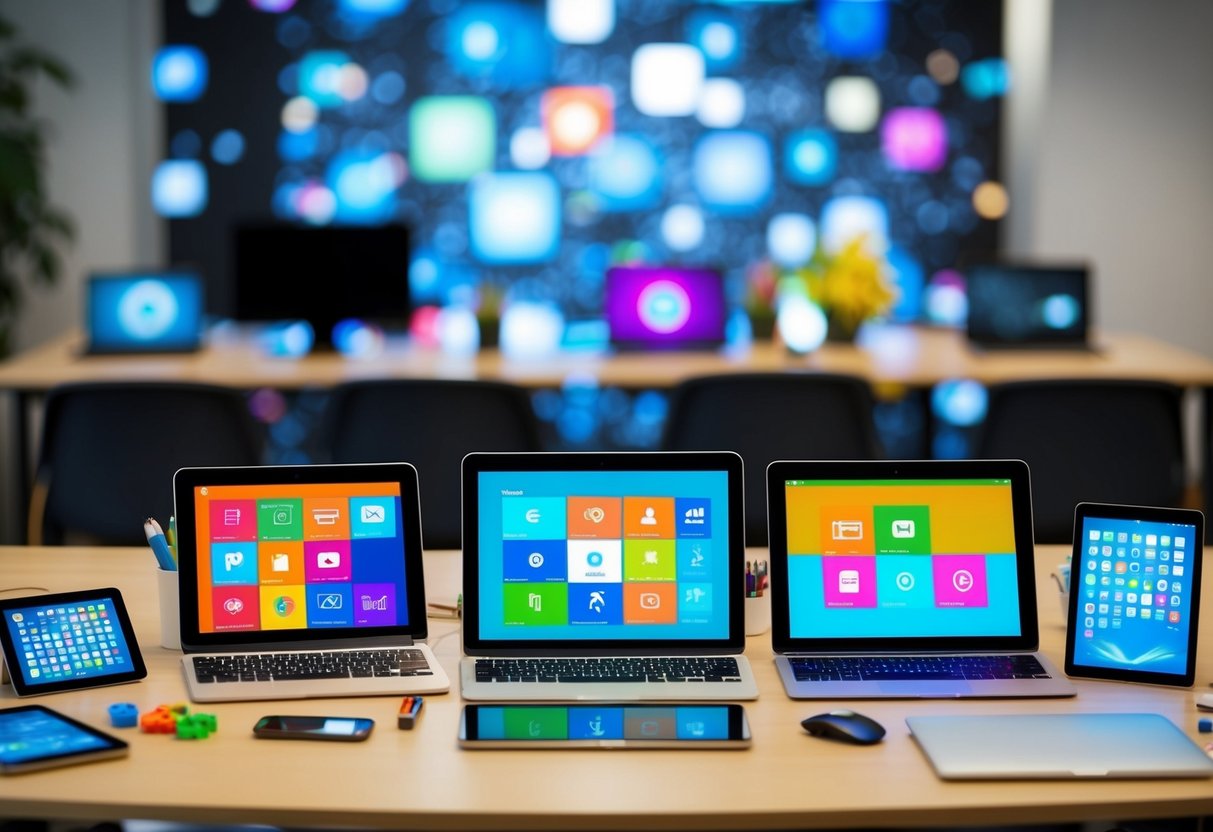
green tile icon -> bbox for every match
[503,583,568,626]
[258,499,302,541]
[873,505,931,554]
[409,96,495,183]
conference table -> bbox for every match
[4,325,1213,524]
[1,544,1212,830]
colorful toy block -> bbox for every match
[108,703,139,729]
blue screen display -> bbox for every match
[88,273,203,352]
[0,709,111,765]
[476,470,731,642]
[2,598,137,688]
[1072,516,1198,677]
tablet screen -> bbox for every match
[0,705,128,773]
[0,589,146,696]
[1067,503,1204,686]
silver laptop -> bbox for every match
[766,459,1075,699]
[908,713,1213,779]
[173,463,450,703]
[459,452,758,701]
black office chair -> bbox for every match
[318,379,542,549]
[661,372,884,546]
[29,382,264,545]
[974,379,1186,543]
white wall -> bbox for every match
[0,0,158,543]
[1015,0,1213,358]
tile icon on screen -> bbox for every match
[891,520,916,538]
[838,569,860,594]
[833,521,863,540]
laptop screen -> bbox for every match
[965,263,1089,347]
[604,265,727,350]
[462,453,746,653]
[173,464,428,651]
[767,460,1040,653]
[86,271,203,353]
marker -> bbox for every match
[398,696,423,730]
[144,518,177,571]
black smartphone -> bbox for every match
[459,703,751,749]
[253,715,374,741]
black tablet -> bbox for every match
[1065,503,1204,687]
[0,705,129,774]
[0,588,147,697]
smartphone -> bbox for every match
[0,705,128,775]
[253,715,374,741]
[459,703,751,749]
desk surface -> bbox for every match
[3,326,1213,390]
[1,545,1211,830]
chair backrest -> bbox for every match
[31,382,264,545]
[661,372,883,546]
[974,379,1186,543]
[318,379,542,550]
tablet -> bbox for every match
[0,705,129,774]
[0,588,147,697]
[1065,502,1204,687]
[459,703,751,749]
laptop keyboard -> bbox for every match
[190,649,433,684]
[788,654,1051,682]
[474,657,744,684]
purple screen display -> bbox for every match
[604,266,727,349]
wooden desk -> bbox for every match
[1,545,1211,830]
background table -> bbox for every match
[1,544,1211,830]
[4,325,1213,542]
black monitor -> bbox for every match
[232,223,411,343]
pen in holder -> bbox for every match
[745,559,771,636]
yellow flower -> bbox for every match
[798,235,897,331]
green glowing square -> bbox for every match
[408,96,496,183]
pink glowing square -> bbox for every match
[822,556,877,608]
[881,107,948,172]
[932,554,989,607]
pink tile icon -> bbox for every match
[822,556,877,608]
[932,554,989,607]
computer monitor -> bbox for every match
[232,224,411,343]
[603,265,728,351]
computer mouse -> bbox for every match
[801,709,886,745]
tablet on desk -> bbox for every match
[1065,502,1204,687]
[0,705,129,775]
[0,588,146,697]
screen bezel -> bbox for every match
[0,588,147,697]
[1065,502,1205,687]
[85,270,205,355]
[766,458,1040,654]
[173,462,429,652]
[458,703,751,748]
[461,451,746,656]
[0,705,129,774]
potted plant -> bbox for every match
[0,15,74,358]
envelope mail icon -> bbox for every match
[891,520,916,539]
[831,520,864,541]
[360,505,385,523]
